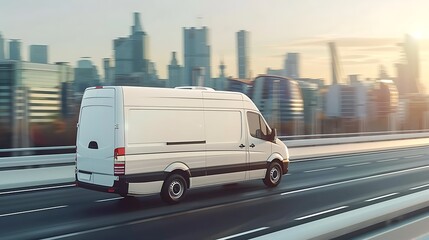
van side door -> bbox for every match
[246,111,273,180]
[202,110,247,185]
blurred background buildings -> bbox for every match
[0,12,428,149]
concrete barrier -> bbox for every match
[252,190,429,240]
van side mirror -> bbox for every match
[268,128,277,142]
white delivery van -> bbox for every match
[76,86,289,203]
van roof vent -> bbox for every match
[175,86,215,91]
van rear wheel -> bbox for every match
[161,174,187,204]
[263,162,282,187]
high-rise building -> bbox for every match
[237,30,250,79]
[9,39,22,61]
[74,58,100,93]
[252,75,304,135]
[0,32,5,60]
[103,58,114,85]
[183,27,211,86]
[285,53,300,79]
[114,12,149,77]
[29,45,48,64]
[395,34,421,96]
[0,61,73,148]
[328,42,345,85]
[167,52,183,88]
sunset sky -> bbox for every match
[1,0,428,90]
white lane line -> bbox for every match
[404,155,424,159]
[217,227,269,240]
[295,206,348,221]
[410,183,429,190]
[0,205,68,218]
[95,197,124,203]
[304,167,336,173]
[0,184,75,196]
[365,193,399,202]
[344,162,371,167]
[280,165,429,196]
[377,158,399,163]
[43,196,270,240]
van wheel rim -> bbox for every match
[270,167,280,183]
[169,180,184,199]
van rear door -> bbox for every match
[77,88,116,186]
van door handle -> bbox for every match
[88,141,98,149]
[239,144,245,148]
[250,143,255,148]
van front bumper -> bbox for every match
[282,159,289,174]
[76,175,129,196]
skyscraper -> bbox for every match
[237,30,250,79]
[29,45,48,64]
[0,32,5,60]
[285,53,300,79]
[167,52,183,88]
[114,12,149,76]
[74,58,100,93]
[9,39,21,61]
[395,34,421,95]
[183,27,211,86]
[328,42,345,85]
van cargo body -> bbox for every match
[76,86,289,203]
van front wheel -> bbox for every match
[263,162,282,187]
[161,174,187,204]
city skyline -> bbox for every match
[1,0,429,90]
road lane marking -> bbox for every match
[95,197,124,203]
[410,183,429,190]
[295,206,348,221]
[0,205,68,218]
[217,227,269,240]
[377,158,399,163]
[365,193,399,202]
[280,165,429,196]
[344,162,371,167]
[404,155,424,159]
[0,184,75,196]
[304,167,336,173]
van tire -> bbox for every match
[161,174,187,204]
[263,161,282,187]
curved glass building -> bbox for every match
[251,75,304,135]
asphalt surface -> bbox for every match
[0,146,428,240]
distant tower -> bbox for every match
[168,51,183,88]
[220,60,226,78]
[114,12,149,76]
[183,27,211,86]
[285,53,300,79]
[237,30,250,79]
[395,34,421,96]
[9,39,22,61]
[329,42,345,85]
[103,58,113,85]
[29,45,48,64]
[215,60,227,90]
[0,33,5,60]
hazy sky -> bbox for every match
[1,0,428,89]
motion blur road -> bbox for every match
[0,146,428,240]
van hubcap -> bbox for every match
[169,180,183,199]
[270,167,280,183]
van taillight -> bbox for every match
[114,147,125,159]
[114,162,125,176]
[95,86,103,89]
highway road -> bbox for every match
[0,146,428,240]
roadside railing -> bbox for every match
[1,129,429,158]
